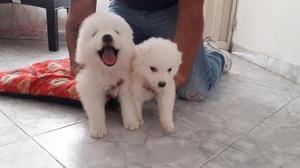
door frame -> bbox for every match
[203,0,238,50]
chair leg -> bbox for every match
[46,9,59,51]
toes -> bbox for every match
[138,118,144,125]
[164,126,175,133]
[90,128,108,138]
[161,121,175,133]
[123,119,141,130]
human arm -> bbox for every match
[66,0,97,76]
[173,0,204,87]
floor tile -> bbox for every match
[0,139,63,168]
[35,114,226,168]
[232,97,300,167]
[1,39,300,168]
[235,67,300,93]
[230,55,260,74]
[0,110,27,146]
[0,96,86,136]
[175,74,299,145]
[281,155,300,168]
[0,39,67,71]
[201,147,279,168]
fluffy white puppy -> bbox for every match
[75,12,140,138]
[131,37,182,132]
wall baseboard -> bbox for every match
[232,44,300,84]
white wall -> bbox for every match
[233,0,300,66]
[0,0,109,40]
[0,4,67,40]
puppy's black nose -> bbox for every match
[158,82,166,88]
[102,34,113,44]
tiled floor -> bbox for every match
[0,39,300,168]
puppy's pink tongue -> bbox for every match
[101,48,117,66]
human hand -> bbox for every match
[174,72,187,88]
[70,60,84,76]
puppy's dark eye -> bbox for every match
[150,66,157,72]
[168,68,172,72]
[115,30,120,35]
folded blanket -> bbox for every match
[0,58,79,100]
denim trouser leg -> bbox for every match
[107,0,224,100]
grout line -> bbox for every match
[197,93,300,168]
[198,145,231,168]
[226,93,300,149]
[32,119,86,137]
[238,69,257,75]
[231,73,300,91]
[0,140,26,148]
[247,94,300,134]
[0,109,66,168]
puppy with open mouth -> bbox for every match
[75,12,141,138]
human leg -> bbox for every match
[143,5,226,100]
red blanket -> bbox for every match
[0,58,79,100]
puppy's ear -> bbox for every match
[177,51,183,66]
[172,43,183,66]
[136,43,151,58]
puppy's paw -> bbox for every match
[161,120,175,133]
[137,114,144,125]
[138,118,144,126]
[123,118,141,130]
[90,127,107,138]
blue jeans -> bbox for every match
[107,0,224,101]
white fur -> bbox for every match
[75,12,140,138]
[131,37,182,132]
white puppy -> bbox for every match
[131,37,182,132]
[75,12,140,138]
